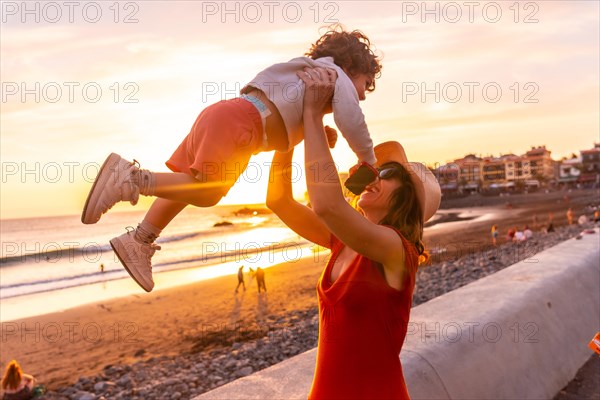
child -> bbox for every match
[81,26,382,292]
[491,224,498,246]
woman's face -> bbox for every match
[357,166,403,214]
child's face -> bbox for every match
[347,71,373,101]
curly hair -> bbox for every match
[305,24,382,92]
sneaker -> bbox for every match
[81,153,140,224]
[110,228,160,292]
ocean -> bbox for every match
[0,204,480,322]
[0,205,309,303]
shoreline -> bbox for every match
[0,202,522,322]
[0,205,502,323]
[0,245,317,322]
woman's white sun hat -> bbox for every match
[373,141,441,223]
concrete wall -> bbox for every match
[196,229,600,400]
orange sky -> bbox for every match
[1,1,598,219]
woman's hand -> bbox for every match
[297,67,337,117]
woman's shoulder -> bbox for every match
[382,225,417,249]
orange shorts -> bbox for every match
[166,98,263,196]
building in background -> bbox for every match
[505,154,531,182]
[481,156,508,191]
[435,162,460,194]
[434,142,598,194]
[524,146,555,185]
[558,156,582,187]
[454,154,482,193]
[579,143,600,187]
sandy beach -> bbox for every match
[1,189,598,398]
[0,255,326,390]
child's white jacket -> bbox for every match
[242,56,376,164]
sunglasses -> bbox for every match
[345,163,404,195]
[377,167,401,180]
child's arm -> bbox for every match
[331,73,376,164]
[266,149,332,249]
[315,58,377,165]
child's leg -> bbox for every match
[142,197,187,231]
[152,172,228,208]
[83,97,263,225]
[81,162,227,224]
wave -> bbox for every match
[0,230,224,266]
[0,239,311,299]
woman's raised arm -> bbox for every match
[299,67,405,267]
[266,149,332,249]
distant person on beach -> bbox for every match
[578,214,589,225]
[266,67,441,399]
[567,208,574,225]
[1,360,43,400]
[507,227,516,242]
[235,266,246,294]
[80,26,383,293]
[523,226,533,240]
[256,267,267,293]
[513,230,525,242]
[248,267,256,282]
[491,225,498,246]
[99,263,105,273]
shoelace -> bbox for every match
[144,243,161,270]
[142,243,160,272]
[99,161,140,212]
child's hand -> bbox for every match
[324,125,338,148]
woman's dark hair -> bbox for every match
[305,24,382,92]
[377,162,428,264]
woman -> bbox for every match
[1,360,35,400]
[266,67,441,399]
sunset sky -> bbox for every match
[1,1,598,219]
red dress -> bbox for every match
[308,229,418,400]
